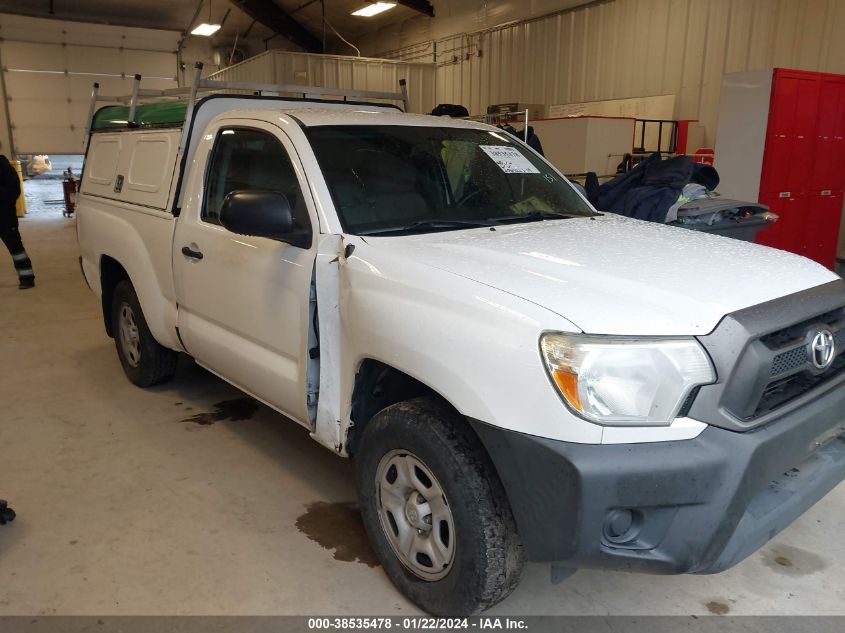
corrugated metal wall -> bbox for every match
[208,50,437,114]
[382,0,845,145]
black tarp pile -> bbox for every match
[584,152,720,223]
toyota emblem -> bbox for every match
[810,330,836,370]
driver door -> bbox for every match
[173,120,317,426]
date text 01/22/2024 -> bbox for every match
[307,617,529,630]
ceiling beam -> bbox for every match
[395,0,434,17]
[289,0,320,15]
[229,0,323,53]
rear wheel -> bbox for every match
[111,280,177,387]
[355,397,524,615]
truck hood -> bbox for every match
[361,214,839,335]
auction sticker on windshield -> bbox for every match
[480,145,540,174]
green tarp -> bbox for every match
[92,102,188,130]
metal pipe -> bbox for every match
[198,77,406,102]
[242,19,257,38]
[219,7,232,29]
[82,82,100,149]
[229,29,240,66]
[128,74,142,126]
[177,62,204,157]
[177,0,206,86]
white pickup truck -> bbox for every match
[77,76,845,616]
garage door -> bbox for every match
[0,17,179,154]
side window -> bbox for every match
[202,127,309,231]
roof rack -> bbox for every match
[83,61,410,156]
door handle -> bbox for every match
[181,246,204,260]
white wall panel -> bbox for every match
[209,50,436,114]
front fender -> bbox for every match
[331,239,606,446]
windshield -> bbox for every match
[304,125,595,235]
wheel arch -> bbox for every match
[100,255,130,337]
[94,248,180,351]
[346,358,484,458]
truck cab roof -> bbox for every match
[275,108,488,129]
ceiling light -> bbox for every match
[191,0,220,36]
[191,23,221,36]
[351,2,397,17]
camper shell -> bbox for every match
[82,64,408,214]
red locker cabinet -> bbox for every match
[804,192,844,266]
[757,192,804,253]
[715,68,845,269]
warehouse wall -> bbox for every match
[360,0,845,147]
[358,0,845,261]
[208,50,437,114]
[357,0,592,54]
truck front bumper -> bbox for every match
[469,384,845,574]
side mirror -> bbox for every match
[219,190,311,248]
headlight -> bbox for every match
[540,333,715,426]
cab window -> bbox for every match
[203,127,309,232]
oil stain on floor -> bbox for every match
[761,544,827,577]
[705,600,731,615]
[180,398,260,426]
[296,501,380,568]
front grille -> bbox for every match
[689,282,845,432]
[760,307,843,349]
[770,346,807,376]
[755,355,845,416]
[749,306,845,419]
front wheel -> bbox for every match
[111,280,177,387]
[355,397,524,615]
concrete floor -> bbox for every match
[1,176,844,617]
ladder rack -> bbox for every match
[83,61,411,152]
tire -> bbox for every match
[111,279,177,387]
[355,397,524,616]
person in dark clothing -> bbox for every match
[498,124,545,156]
[0,154,34,289]
[523,125,544,156]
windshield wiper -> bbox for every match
[359,219,495,236]
[487,211,579,224]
